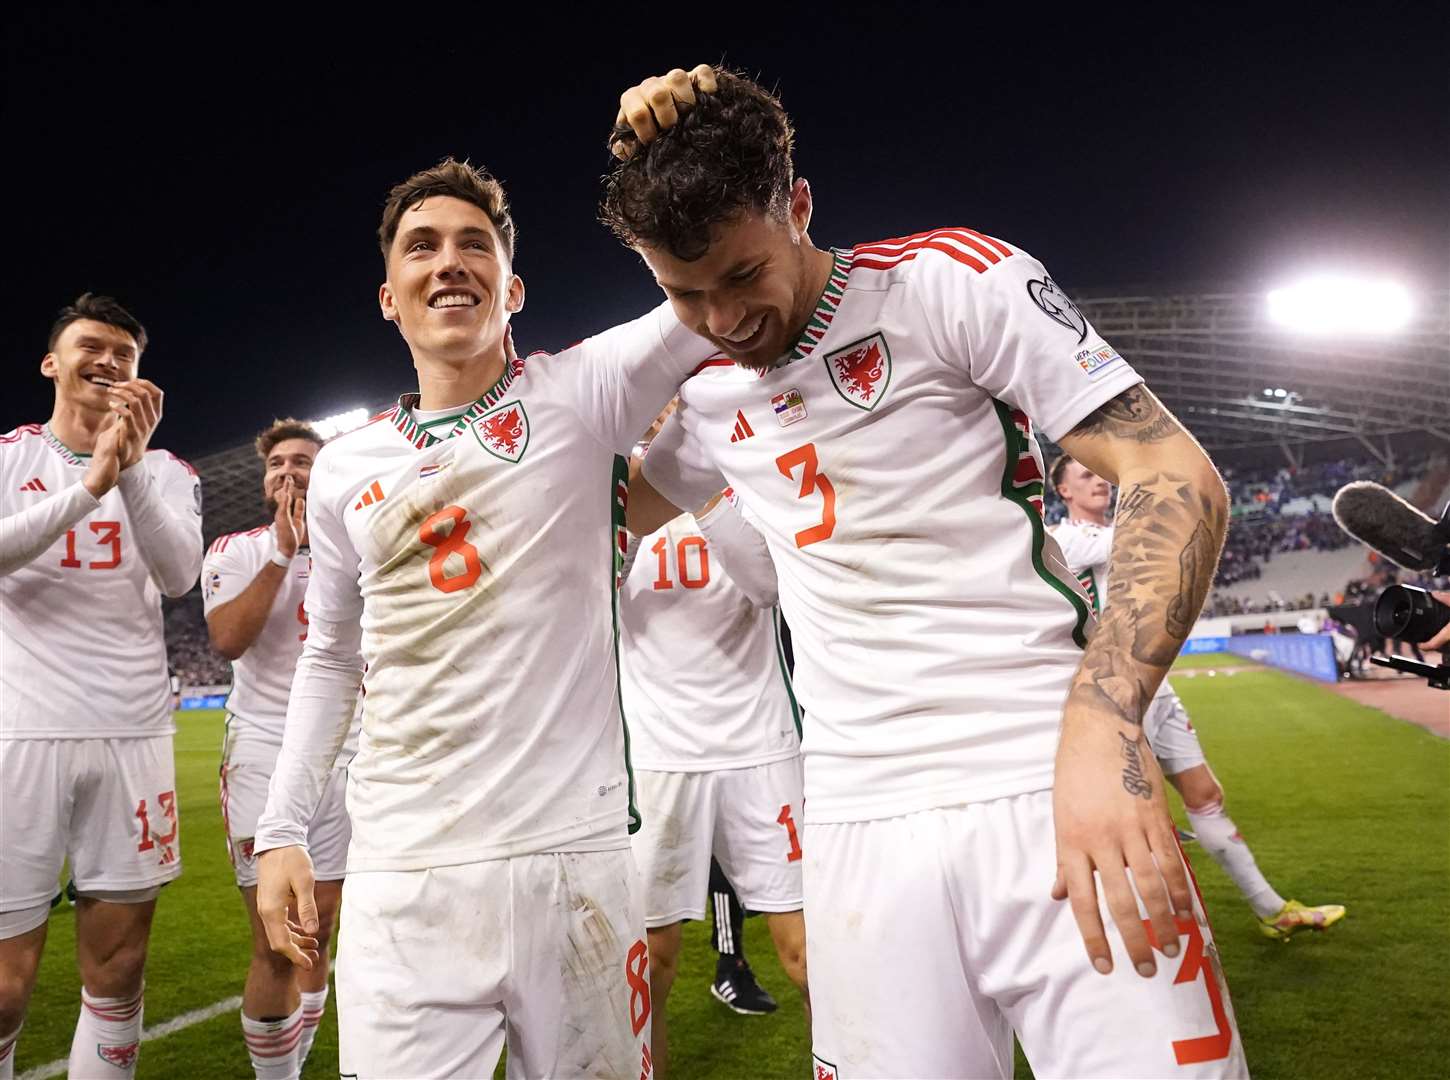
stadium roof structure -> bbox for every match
[191,290,1449,546]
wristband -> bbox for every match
[269,539,295,568]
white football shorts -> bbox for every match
[220,722,351,887]
[631,756,804,927]
[804,789,1248,1080]
[1145,687,1208,777]
[335,848,652,1080]
[0,736,181,938]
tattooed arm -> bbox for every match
[1049,383,1229,978]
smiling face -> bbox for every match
[261,437,320,515]
[40,318,140,412]
[378,195,524,368]
[1057,460,1115,521]
[637,181,821,372]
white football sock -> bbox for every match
[0,1020,20,1080]
[1187,800,1286,919]
[297,986,329,1067]
[68,985,144,1078]
[241,1003,303,1080]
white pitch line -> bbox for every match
[18,995,242,1080]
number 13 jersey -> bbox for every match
[643,231,1142,824]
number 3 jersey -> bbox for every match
[643,230,1143,824]
[275,305,711,872]
[0,424,202,739]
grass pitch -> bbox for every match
[15,674,1449,1078]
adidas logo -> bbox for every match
[18,477,47,492]
[353,480,385,510]
[728,411,755,443]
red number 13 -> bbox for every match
[775,443,836,548]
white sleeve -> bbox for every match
[696,495,778,608]
[200,535,262,612]
[640,397,727,513]
[253,612,362,853]
[1052,523,1115,576]
[254,465,364,852]
[553,302,718,455]
[118,454,204,597]
[0,482,101,576]
[919,244,1144,440]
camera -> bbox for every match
[1374,585,1450,644]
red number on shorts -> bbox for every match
[135,798,154,851]
[135,790,179,854]
[775,444,836,548]
[1143,915,1234,1065]
[61,521,123,569]
[649,536,712,591]
[776,804,803,863]
[625,938,652,1037]
[419,506,483,593]
[297,601,308,642]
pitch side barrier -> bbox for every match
[179,684,231,709]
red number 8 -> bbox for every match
[419,506,483,593]
[625,939,651,1036]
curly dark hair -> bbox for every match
[255,418,324,460]
[47,292,148,354]
[600,69,795,261]
[379,158,516,266]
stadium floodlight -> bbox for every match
[1267,276,1413,334]
[311,407,371,440]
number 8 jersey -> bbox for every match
[287,305,711,871]
[643,231,1142,825]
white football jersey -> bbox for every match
[300,305,711,871]
[1050,516,1177,707]
[202,524,361,753]
[1047,518,1113,616]
[1,424,201,738]
[619,511,800,772]
[644,230,1141,824]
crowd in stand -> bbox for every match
[164,596,231,686]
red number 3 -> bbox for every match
[775,444,836,548]
[1143,916,1234,1065]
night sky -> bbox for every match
[7,7,1447,459]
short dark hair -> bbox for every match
[1048,453,1075,496]
[47,293,147,354]
[600,68,795,261]
[255,418,323,460]
[378,158,517,265]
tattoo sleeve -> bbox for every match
[1063,389,1228,727]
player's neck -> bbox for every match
[781,243,837,354]
[1072,508,1111,526]
[47,399,106,454]
[413,344,507,412]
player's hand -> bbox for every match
[274,477,307,557]
[256,845,321,970]
[611,64,719,159]
[1425,591,1450,651]
[1051,718,1192,978]
[81,414,128,498]
[108,378,164,468]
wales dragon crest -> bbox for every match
[824,333,892,411]
[471,400,530,463]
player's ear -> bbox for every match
[379,281,398,324]
[40,352,58,379]
[788,178,813,240]
[505,274,525,315]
